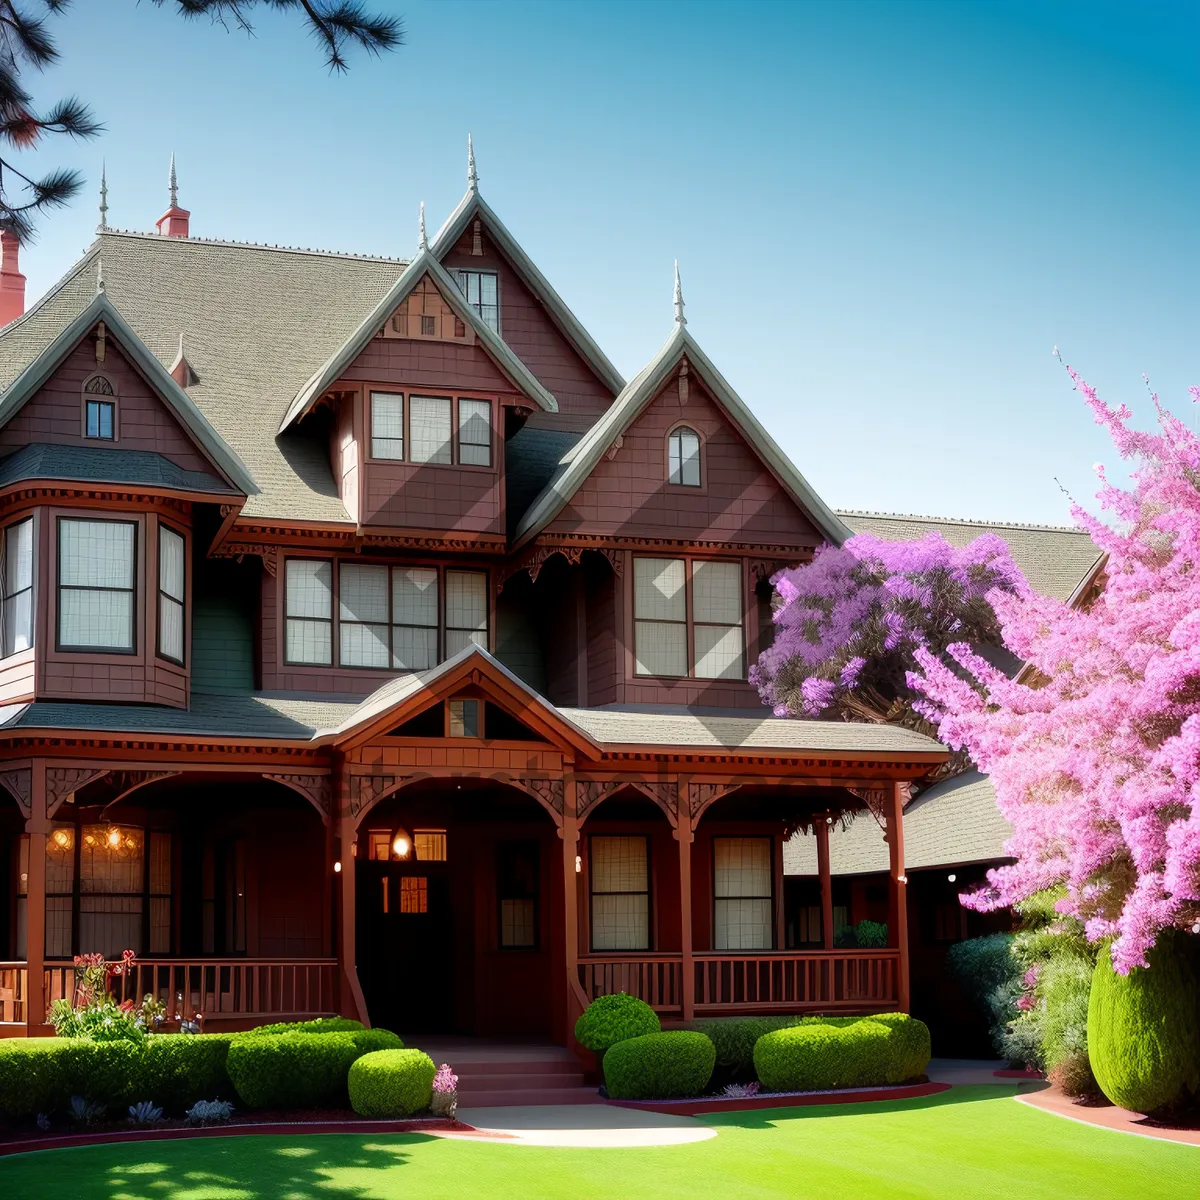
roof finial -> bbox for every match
[418,201,428,250]
[98,161,108,231]
[96,256,105,294]
[467,134,478,192]
[168,152,178,209]
[673,260,686,326]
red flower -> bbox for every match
[119,999,135,1013]
[122,949,136,962]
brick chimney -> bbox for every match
[155,152,190,238]
[0,231,26,326]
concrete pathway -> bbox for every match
[453,1103,718,1148]
[927,1058,1010,1086]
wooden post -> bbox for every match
[887,782,911,1013]
[25,762,48,1033]
[336,811,368,1024]
[562,793,580,1021]
[321,813,335,958]
[676,808,695,1022]
[815,817,834,951]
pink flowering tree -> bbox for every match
[751,531,1029,742]
[911,370,1200,973]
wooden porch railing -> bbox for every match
[577,949,901,1016]
[0,962,27,1025]
[44,959,339,1024]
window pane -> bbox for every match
[592,894,649,951]
[393,625,437,670]
[393,567,438,627]
[714,837,772,897]
[3,589,31,656]
[591,836,648,893]
[159,526,185,603]
[692,561,741,625]
[6,519,32,593]
[80,897,143,958]
[714,898,773,951]
[694,623,744,680]
[668,428,701,486]
[286,618,331,664]
[633,558,685,621]
[159,595,184,662]
[446,571,487,632]
[410,396,452,464]
[340,621,389,668]
[449,698,480,737]
[459,399,491,466]
[60,588,134,650]
[80,825,144,893]
[340,563,389,624]
[634,620,686,676]
[285,560,332,619]
[501,898,536,948]
[60,520,134,589]
[371,392,404,460]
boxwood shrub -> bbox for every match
[574,993,660,1053]
[754,1020,896,1092]
[240,1018,371,1038]
[861,1013,932,1083]
[348,1049,436,1117]
[136,1034,236,1111]
[603,1031,715,1100]
[690,1016,808,1080]
[0,1038,138,1118]
[226,1028,403,1109]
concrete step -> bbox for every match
[447,1059,583,1078]
[457,1085,598,1108]
[456,1071,585,1093]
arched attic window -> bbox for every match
[667,425,701,487]
[82,373,116,441]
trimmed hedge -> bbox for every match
[240,1018,370,1038]
[136,1034,236,1110]
[1089,934,1200,1114]
[753,1015,931,1092]
[690,1016,808,1079]
[226,1028,403,1109]
[348,1049,436,1117]
[603,1031,715,1100]
[574,993,660,1053]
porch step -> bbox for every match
[456,1070,586,1092]
[409,1039,596,1107]
[456,1085,598,1107]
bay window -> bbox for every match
[1,517,33,657]
[366,391,492,467]
[590,835,650,951]
[285,559,334,665]
[633,557,744,679]
[713,837,774,951]
[57,518,136,653]
[458,399,492,467]
[157,524,185,663]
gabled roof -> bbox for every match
[431,188,625,398]
[0,443,237,496]
[0,289,257,496]
[280,250,557,433]
[512,323,854,549]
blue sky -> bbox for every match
[13,0,1200,525]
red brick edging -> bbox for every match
[995,1068,1044,1079]
[1016,1086,1200,1147]
[610,1080,950,1116]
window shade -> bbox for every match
[713,837,773,950]
[409,396,452,464]
[2,518,33,656]
[590,836,649,951]
[339,563,390,667]
[445,570,487,655]
[633,557,687,676]
[285,559,332,664]
[392,567,439,669]
[693,561,744,680]
[58,519,135,651]
[158,525,185,662]
[458,399,492,466]
[370,392,404,459]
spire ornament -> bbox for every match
[96,257,105,294]
[467,134,478,192]
[98,162,108,231]
[673,260,686,326]
[168,152,178,209]
[418,201,428,251]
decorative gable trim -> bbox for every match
[0,292,256,496]
[280,250,557,433]
[512,326,854,550]
[431,189,625,397]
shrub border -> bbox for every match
[608,1080,949,1115]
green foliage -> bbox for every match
[0,1039,140,1117]
[603,1032,715,1100]
[690,1016,808,1080]
[240,1017,371,1038]
[574,993,660,1053]
[945,932,1023,1060]
[1039,953,1098,1096]
[348,1049,436,1118]
[48,996,146,1044]
[225,1029,403,1110]
[855,920,888,949]
[753,1016,931,1092]
[1088,933,1200,1114]
[137,1034,236,1111]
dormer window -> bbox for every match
[454,269,499,332]
[368,392,492,468]
[83,374,116,440]
[667,426,701,487]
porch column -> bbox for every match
[886,782,911,1013]
[815,817,834,951]
[561,792,581,1022]
[335,809,368,1025]
[676,809,695,1022]
[25,762,48,1032]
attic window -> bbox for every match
[454,270,499,333]
[448,698,480,738]
[83,374,116,440]
[667,427,701,487]
[420,314,436,337]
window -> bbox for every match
[498,841,539,949]
[458,399,492,467]
[157,525,185,663]
[339,563,390,668]
[285,559,333,665]
[1,517,33,657]
[409,395,452,464]
[714,837,773,951]
[445,570,488,656]
[420,314,436,337]
[414,830,447,862]
[633,557,744,680]
[393,567,439,670]
[57,518,136,652]
[370,392,404,460]
[83,375,115,441]
[399,876,428,914]
[667,426,701,486]
[448,698,480,737]
[454,269,499,332]
[590,836,649,951]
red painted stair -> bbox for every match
[410,1038,598,1108]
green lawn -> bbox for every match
[0,1087,1193,1199]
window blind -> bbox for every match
[1,517,33,657]
[713,837,773,950]
[692,560,744,679]
[58,518,135,652]
[370,392,404,459]
[458,399,492,466]
[392,567,439,669]
[445,570,488,656]
[339,562,390,667]
[285,559,333,664]
[409,396,452,464]
[633,557,686,676]
[591,836,649,951]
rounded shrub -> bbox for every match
[691,1016,806,1080]
[861,1013,932,1082]
[1088,934,1200,1114]
[226,1028,404,1109]
[348,1049,436,1117]
[753,1020,893,1092]
[574,993,660,1053]
[602,1031,715,1100]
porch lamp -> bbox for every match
[392,828,412,860]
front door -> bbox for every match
[357,859,455,1034]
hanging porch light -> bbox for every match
[392,828,412,860]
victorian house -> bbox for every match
[0,146,953,1044]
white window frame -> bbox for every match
[370,391,405,460]
[56,517,137,654]
[157,523,186,665]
